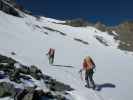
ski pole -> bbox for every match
[79,69,83,80]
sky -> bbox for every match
[16,0,133,26]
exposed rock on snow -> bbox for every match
[0,54,73,100]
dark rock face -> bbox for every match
[0,54,73,100]
[0,55,44,83]
[5,0,16,5]
[15,88,68,100]
[0,55,16,64]
[0,0,21,16]
[0,0,32,16]
[114,21,133,51]
[0,82,16,97]
[0,82,69,100]
[15,87,41,100]
[94,22,107,32]
[73,38,89,45]
[65,18,92,27]
[29,65,43,80]
[43,26,67,36]
[44,75,73,92]
[94,35,109,46]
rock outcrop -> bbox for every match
[0,0,21,16]
[113,21,133,51]
[0,54,73,100]
[0,0,31,17]
[65,18,92,27]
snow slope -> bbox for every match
[0,11,133,100]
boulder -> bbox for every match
[19,65,30,75]
[9,68,21,83]
[0,0,20,17]
[29,65,43,80]
[14,89,28,100]
[0,82,16,97]
[15,87,42,100]
[0,55,16,66]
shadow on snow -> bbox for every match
[51,64,74,68]
[51,64,116,92]
[96,83,116,91]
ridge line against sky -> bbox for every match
[16,0,133,26]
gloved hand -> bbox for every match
[78,69,82,73]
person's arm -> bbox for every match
[46,49,51,55]
[79,68,83,73]
[90,58,96,67]
[79,62,85,73]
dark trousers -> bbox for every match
[48,55,54,64]
[85,69,95,89]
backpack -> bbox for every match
[48,48,55,56]
[83,56,96,70]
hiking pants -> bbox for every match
[49,55,54,64]
[85,69,95,88]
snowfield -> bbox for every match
[0,11,133,100]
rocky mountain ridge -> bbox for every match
[65,18,133,51]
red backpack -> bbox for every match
[48,48,55,56]
[83,57,96,70]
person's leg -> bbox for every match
[49,56,52,64]
[48,56,50,64]
[51,56,54,64]
[85,70,90,87]
[89,71,96,89]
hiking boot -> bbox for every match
[92,85,96,90]
[85,84,91,88]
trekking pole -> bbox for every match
[78,69,83,81]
